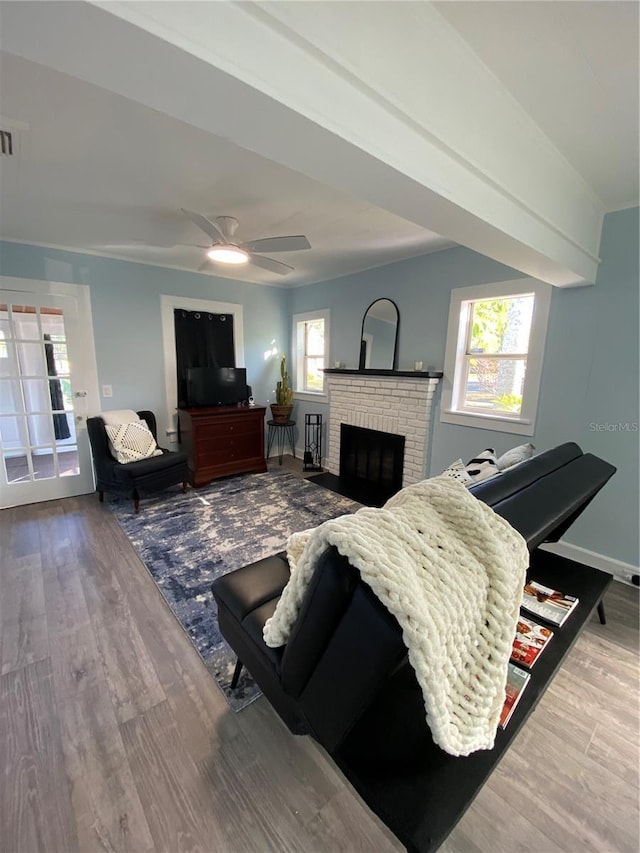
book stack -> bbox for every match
[499,580,579,729]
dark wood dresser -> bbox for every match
[178,405,267,486]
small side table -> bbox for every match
[267,419,296,464]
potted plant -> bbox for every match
[270,354,294,423]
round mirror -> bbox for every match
[359,298,399,370]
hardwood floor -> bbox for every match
[1,464,638,852]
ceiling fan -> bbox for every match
[181,209,311,275]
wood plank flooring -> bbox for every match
[1,466,638,852]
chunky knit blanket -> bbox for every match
[263,477,528,756]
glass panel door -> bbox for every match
[0,288,97,507]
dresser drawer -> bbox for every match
[178,405,267,486]
[195,417,259,439]
[196,434,262,466]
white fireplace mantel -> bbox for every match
[325,370,442,485]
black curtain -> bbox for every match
[174,310,235,407]
[44,334,71,440]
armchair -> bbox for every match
[87,409,188,512]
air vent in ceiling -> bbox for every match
[0,130,14,156]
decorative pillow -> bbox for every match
[440,459,473,486]
[496,442,536,471]
[465,448,500,483]
[105,421,163,464]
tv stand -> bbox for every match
[178,405,267,486]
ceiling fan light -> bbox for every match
[207,245,249,265]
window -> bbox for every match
[292,309,330,399]
[441,279,551,435]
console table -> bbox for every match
[333,550,613,853]
[178,405,267,486]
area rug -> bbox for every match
[109,469,360,711]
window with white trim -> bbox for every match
[441,279,551,436]
[292,309,330,399]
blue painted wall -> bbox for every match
[289,245,524,463]
[0,243,289,430]
[290,208,639,566]
[2,207,637,565]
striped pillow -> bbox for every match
[465,448,499,483]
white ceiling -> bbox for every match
[0,1,637,287]
[435,1,639,211]
[0,51,453,287]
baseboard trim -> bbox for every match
[540,542,639,586]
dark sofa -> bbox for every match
[212,442,614,744]
[211,442,616,850]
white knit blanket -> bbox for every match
[263,477,528,756]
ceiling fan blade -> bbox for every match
[240,235,311,253]
[248,254,295,275]
[181,208,225,243]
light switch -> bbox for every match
[102,385,113,398]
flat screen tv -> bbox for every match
[185,367,248,407]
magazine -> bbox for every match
[521,580,579,627]
[499,662,530,729]
[511,614,554,669]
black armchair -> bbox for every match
[87,410,188,512]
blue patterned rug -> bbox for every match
[109,469,360,710]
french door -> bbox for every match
[0,280,99,508]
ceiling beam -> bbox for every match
[2,1,605,285]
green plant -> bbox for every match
[275,353,294,406]
[495,392,523,413]
[470,298,509,353]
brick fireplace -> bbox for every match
[324,370,441,486]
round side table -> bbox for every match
[267,419,296,464]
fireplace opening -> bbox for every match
[308,422,407,506]
[339,423,405,503]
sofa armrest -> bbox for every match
[211,553,290,623]
[489,453,616,550]
[469,442,582,506]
